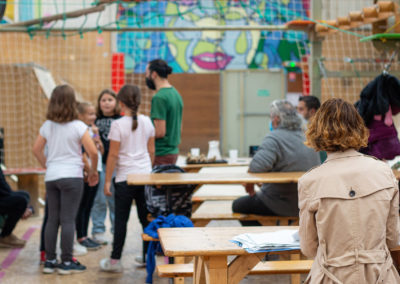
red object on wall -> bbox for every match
[301,56,310,96]
[112,53,125,93]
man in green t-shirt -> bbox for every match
[146,59,183,165]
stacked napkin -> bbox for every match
[230,230,300,253]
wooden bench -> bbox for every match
[191,200,299,226]
[3,168,46,216]
[157,260,313,284]
[191,184,247,211]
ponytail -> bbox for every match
[132,112,138,131]
[116,84,141,131]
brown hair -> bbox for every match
[77,101,93,115]
[305,98,369,152]
[117,85,141,131]
[148,59,173,78]
[96,89,120,117]
[46,85,78,123]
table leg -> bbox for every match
[228,253,264,284]
[17,174,39,217]
[173,256,185,284]
[204,256,227,284]
[193,256,206,284]
[290,253,301,284]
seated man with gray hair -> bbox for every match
[232,100,320,221]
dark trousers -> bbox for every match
[111,181,149,260]
[76,181,99,239]
[0,191,29,237]
[40,198,48,251]
[45,178,83,262]
[232,194,277,226]
[154,154,178,166]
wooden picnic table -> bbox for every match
[127,171,304,186]
[180,159,251,173]
[3,168,46,216]
[158,226,300,284]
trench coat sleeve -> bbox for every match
[298,179,318,258]
[386,175,400,249]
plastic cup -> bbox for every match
[229,149,238,164]
[190,148,200,156]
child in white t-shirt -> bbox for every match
[75,102,103,251]
[100,84,155,272]
[33,85,98,275]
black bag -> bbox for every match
[145,164,196,218]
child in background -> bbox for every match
[90,89,121,245]
[32,85,99,275]
[76,102,103,251]
[100,85,154,272]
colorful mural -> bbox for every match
[116,0,310,73]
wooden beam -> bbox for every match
[2,5,106,28]
[228,254,264,284]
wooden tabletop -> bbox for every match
[127,171,304,186]
[180,159,251,170]
[3,168,46,175]
[158,226,299,257]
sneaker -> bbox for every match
[134,255,146,268]
[40,251,46,265]
[43,259,58,274]
[99,258,123,273]
[87,238,103,248]
[73,242,87,256]
[58,259,86,275]
[79,238,101,251]
[92,233,108,245]
[0,234,26,248]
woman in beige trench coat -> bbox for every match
[298,98,400,284]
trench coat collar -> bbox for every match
[325,149,363,162]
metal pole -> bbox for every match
[0,25,288,33]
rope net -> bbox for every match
[320,0,400,103]
[0,0,310,168]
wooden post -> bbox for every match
[204,256,228,284]
[310,0,323,100]
[17,174,39,217]
[173,256,185,284]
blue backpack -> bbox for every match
[144,164,196,218]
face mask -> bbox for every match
[269,121,274,132]
[145,76,156,90]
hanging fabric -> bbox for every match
[356,74,400,160]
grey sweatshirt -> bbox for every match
[250,128,320,216]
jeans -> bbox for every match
[91,163,115,235]
[111,181,149,260]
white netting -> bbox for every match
[0,0,311,168]
[320,0,400,103]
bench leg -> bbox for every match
[173,256,185,284]
[17,174,39,217]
